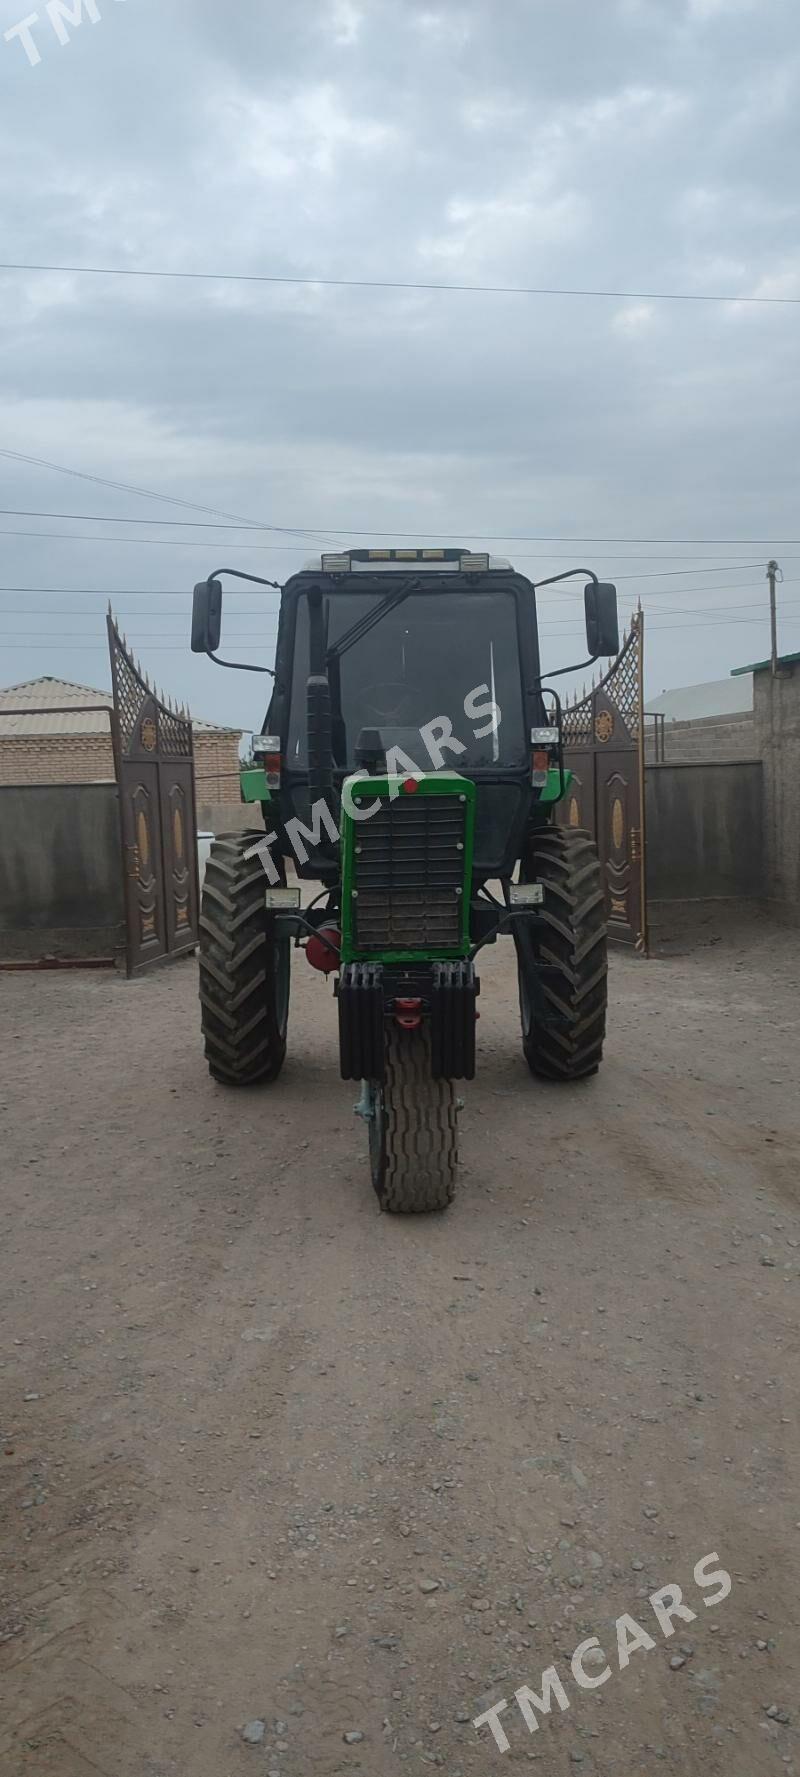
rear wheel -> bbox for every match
[199,832,290,1086]
[369,1026,458,1213]
[517,825,607,1081]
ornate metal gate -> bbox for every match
[107,613,200,976]
[558,608,648,953]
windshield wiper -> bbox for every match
[324,575,422,666]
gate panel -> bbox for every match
[159,762,198,958]
[108,613,200,976]
[562,755,595,839]
[558,610,648,953]
[120,762,168,969]
[597,758,639,947]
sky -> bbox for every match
[0,0,798,731]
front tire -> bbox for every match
[369,1026,458,1213]
[516,825,607,1081]
[199,832,290,1086]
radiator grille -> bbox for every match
[353,794,466,951]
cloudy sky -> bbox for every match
[0,0,798,729]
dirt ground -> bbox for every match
[1,919,799,1777]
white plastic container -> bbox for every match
[197,832,215,889]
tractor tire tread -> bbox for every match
[379,1027,458,1213]
[199,831,289,1087]
[519,824,608,1081]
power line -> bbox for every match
[0,528,769,579]
[0,528,297,553]
[0,506,797,547]
[0,573,789,599]
[6,609,797,648]
[0,450,336,549]
[7,594,797,637]
[5,592,799,625]
[1,259,798,306]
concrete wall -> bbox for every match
[195,800,265,835]
[754,660,800,916]
[646,761,764,902]
[646,710,756,764]
[0,783,125,959]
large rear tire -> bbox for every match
[517,825,607,1081]
[199,832,290,1086]
[369,1026,458,1213]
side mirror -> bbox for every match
[191,578,222,653]
[585,582,619,658]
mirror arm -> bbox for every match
[533,567,599,590]
[532,567,601,684]
[537,654,599,684]
[202,567,282,673]
[207,567,283,591]
[208,652,274,676]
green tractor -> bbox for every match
[191,547,619,1212]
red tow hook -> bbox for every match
[395,996,423,1032]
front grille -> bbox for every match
[353,794,465,951]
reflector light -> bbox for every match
[402,777,421,794]
[533,750,549,773]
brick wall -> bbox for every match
[0,728,242,799]
[193,733,242,803]
[0,734,115,786]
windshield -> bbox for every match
[286,587,527,770]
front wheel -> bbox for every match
[516,824,607,1081]
[368,1025,458,1213]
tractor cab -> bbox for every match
[266,549,550,885]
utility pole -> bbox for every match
[767,558,780,675]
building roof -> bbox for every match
[645,675,753,722]
[732,650,800,677]
[0,677,240,739]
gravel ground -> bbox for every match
[1,920,799,1776]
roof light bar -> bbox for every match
[322,547,493,573]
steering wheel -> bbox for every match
[361,680,417,723]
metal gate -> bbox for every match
[558,608,648,953]
[107,613,200,976]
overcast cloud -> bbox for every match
[0,0,798,726]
